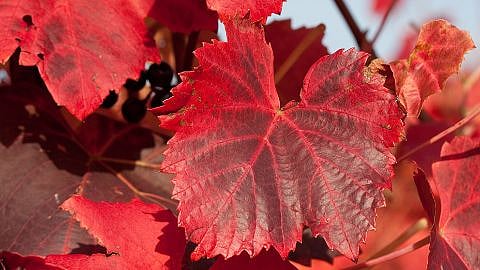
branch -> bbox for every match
[397,105,480,162]
[340,236,430,270]
[333,0,377,58]
[371,0,398,45]
[367,218,428,261]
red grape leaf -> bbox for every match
[148,0,218,33]
[43,196,186,269]
[0,57,174,255]
[206,0,284,22]
[428,136,480,269]
[265,19,328,106]
[0,0,160,119]
[390,19,474,117]
[210,249,296,270]
[161,19,404,260]
[0,252,61,270]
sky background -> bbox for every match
[219,0,480,69]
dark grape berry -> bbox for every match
[150,88,173,108]
[124,71,147,93]
[121,98,147,123]
[100,90,118,109]
[147,62,173,89]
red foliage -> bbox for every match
[0,0,160,119]
[161,18,403,261]
[0,60,174,255]
[390,19,474,117]
[43,196,185,269]
[1,1,480,269]
[1,196,186,269]
[428,137,480,269]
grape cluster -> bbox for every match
[100,61,177,123]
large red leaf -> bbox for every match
[428,137,480,269]
[0,57,174,255]
[265,19,328,106]
[148,0,218,33]
[0,0,160,119]
[160,19,404,260]
[390,19,474,117]
[44,196,186,269]
[206,0,284,22]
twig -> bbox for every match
[340,236,430,270]
[397,105,480,162]
[367,218,428,261]
[333,0,377,58]
[274,24,325,85]
[371,0,398,45]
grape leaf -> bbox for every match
[428,136,480,269]
[0,56,174,255]
[160,19,404,260]
[206,0,284,22]
[265,19,328,106]
[44,196,186,269]
[148,0,218,33]
[0,0,160,119]
[210,249,296,270]
[390,19,475,117]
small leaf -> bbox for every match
[390,19,475,117]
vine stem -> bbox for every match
[274,24,325,84]
[98,160,177,209]
[370,0,398,45]
[333,0,377,58]
[397,105,480,162]
[340,236,430,270]
[97,156,162,170]
[367,218,428,262]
